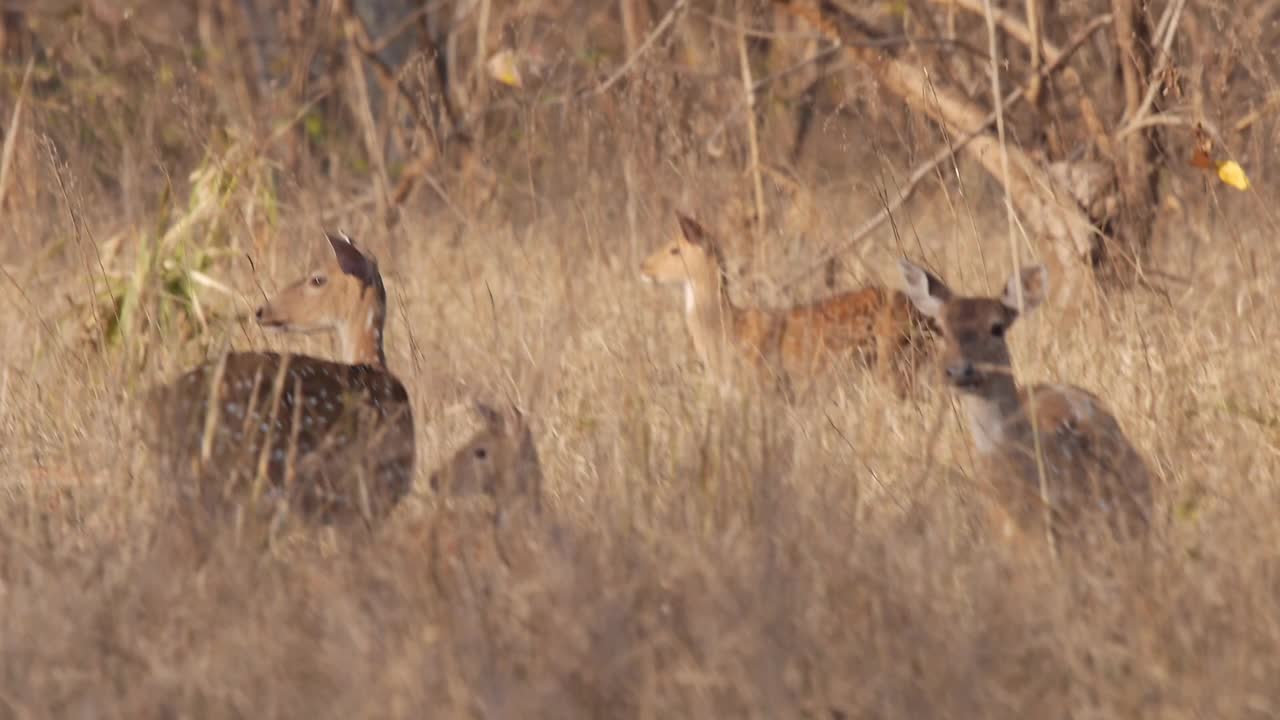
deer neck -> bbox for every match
[335,289,388,368]
[958,372,1025,456]
[681,263,737,374]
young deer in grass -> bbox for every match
[429,402,543,523]
[640,213,937,396]
[146,232,415,524]
[427,402,545,568]
[897,259,1153,548]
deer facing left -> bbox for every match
[144,232,415,525]
[640,212,937,397]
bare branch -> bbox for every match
[1117,0,1188,137]
[1025,0,1044,103]
[736,3,767,234]
[930,0,1062,62]
[581,0,688,98]
[779,11,1113,289]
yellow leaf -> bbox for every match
[486,50,523,88]
[1215,159,1251,191]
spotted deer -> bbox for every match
[897,259,1153,549]
[145,232,414,524]
[640,212,937,396]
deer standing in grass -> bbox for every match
[640,213,937,396]
[897,259,1153,548]
[145,232,415,524]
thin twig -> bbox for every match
[1233,90,1280,133]
[339,2,393,225]
[703,34,989,152]
[780,143,951,288]
[473,0,491,95]
[581,0,688,98]
[1025,0,1044,102]
[1114,110,1207,141]
[705,44,843,151]
[824,409,906,512]
[1116,0,1187,137]
[367,1,446,54]
[0,57,33,215]
[44,136,114,352]
[0,261,68,371]
[931,0,1062,62]
[621,0,644,54]
[338,3,469,226]
[736,4,766,234]
[694,8,842,41]
[348,11,439,135]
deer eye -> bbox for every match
[669,247,680,256]
[473,447,488,460]
[310,274,327,287]
[990,322,1006,338]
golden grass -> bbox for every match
[3,177,1279,717]
[3,8,1280,715]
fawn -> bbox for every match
[640,213,936,396]
[145,232,415,524]
[427,402,544,568]
[429,402,543,523]
[897,258,1153,548]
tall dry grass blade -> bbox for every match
[736,4,766,236]
[283,374,304,495]
[198,351,230,467]
[225,361,270,503]
[583,0,688,97]
[982,0,1056,560]
[340,3,392,226]
[0,57,34,216]
[251,352,295,507]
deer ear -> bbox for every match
[898,258,951,320]
[473,401,506,432]
[676,213,709,247]
[516,421,543,496]
[1001,265,1048,315]
[507,402,528,428]
[326,231,375,283]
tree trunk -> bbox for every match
[1110,0,1160,280]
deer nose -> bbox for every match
[946,361,978,386]
[254,305,266,321]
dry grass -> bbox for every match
[3,1,1280,717]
